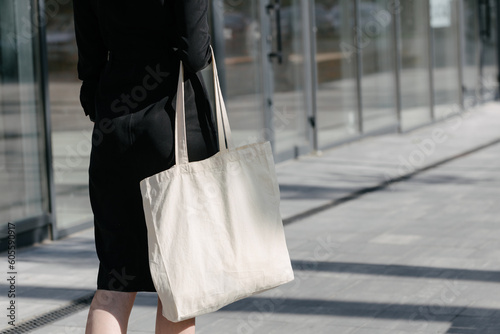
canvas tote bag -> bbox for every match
[140,49,294,322]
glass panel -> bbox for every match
[462,0,480,106]
[272,0,310,161]
[316,0,360,148]
[46,2,93,229]
[462,0,498,106]
[0,0,46,223]
[478,0,498,101]
[400,0,432,130]
[360,0,398,133]
[431,0,461,119]
[217,0,265,148]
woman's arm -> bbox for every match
[73,0,107,121]
[172,0,212,73]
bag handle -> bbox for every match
[175,46,234,165]
[211,47,234,152]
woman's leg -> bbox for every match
[85,290,137,334]
[155,297,195,334]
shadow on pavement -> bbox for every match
[291,260,500,282]
[220,297,500,334]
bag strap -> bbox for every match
[174,63,188,165]
[175,46,234,165]
[211,47,234,152]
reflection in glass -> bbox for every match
[46,2,93,230]
[0,0,46,224]
[360,0,397,133]
[217,1,265,149]
[400,0,432,131]
[431,0,461,119]
[272,0,310,161]
[462,0,498,106]
[316,0,359,148]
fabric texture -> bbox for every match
[139,55,294,321]
[73,0,217,291]
[73,0,211,120]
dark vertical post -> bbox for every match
[261,0,275,149]
[392,1,403,133]
[354,0,364,133]
[457,0,465,110]
[37,0,58,240]
[301,0,318,152]
[496,0,500,99]
[426,0,436,120]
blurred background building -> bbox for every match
[0,0,498,248]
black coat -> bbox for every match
[73,0,219,292]
[73,0,212,121]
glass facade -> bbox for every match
[316,0,360,147]
[431,0,462,119]
[360,0,398,133]
[400,0,433,130]
[271,0,310,161]
[0,0,51,241]
[215,0,311,161]
[45,0,93,232]
[463,0,498,106]
[0,0,498,246]
[213,1,266,150]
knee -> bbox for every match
[91,289,137,310]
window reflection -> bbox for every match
[217,1,265,147]
[46,1,93,230]
[359,0,397,133]
[462,0,498,106]
[400,0,432,130]
[271,0,309,161]
[431,0,461,119]
[0,0,46,224]
[315,0,360,148]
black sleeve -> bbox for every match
[171,0,212,73]
[73,0,107,120]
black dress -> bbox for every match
[73,0,218,292]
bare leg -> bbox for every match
[155,297,195,334]
[85,290,137,334]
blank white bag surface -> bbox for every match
[141,141,293,321]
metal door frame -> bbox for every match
[261,0,317,159]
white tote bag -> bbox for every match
[140,50,294,322]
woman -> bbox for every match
[73,0,217,333]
